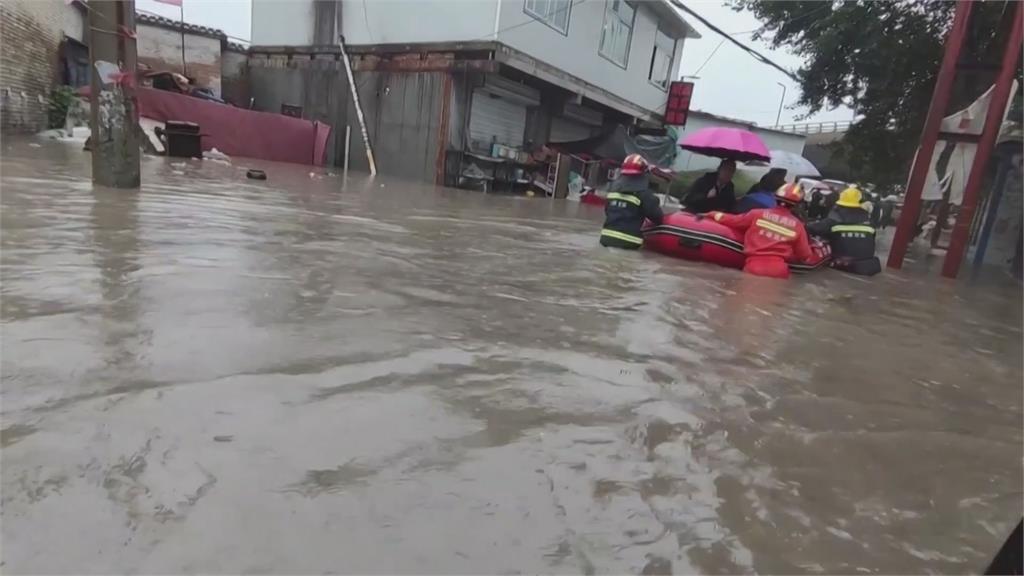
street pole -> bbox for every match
[88,0,140,188]
[941,0,1022,279]
[180,3,186,76]
[886,0,973,270]
[338,35,377,176]
[774,82,786,127]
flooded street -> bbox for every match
[2,138,1021,574]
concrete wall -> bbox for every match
[673,113,807,173]
[247,55,447,182]
[252,0,498,46]
[342,0,498,44]
[802,137,851,182]
[221,48,249,106]
[496,0,685,115]
[755,128,807,156]
[137,25,223,96]
[347,71,447,181]
[251,0,316,46]
[0,0,85,132]
[249,0,686,115]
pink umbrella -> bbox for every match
[678,127,771,163]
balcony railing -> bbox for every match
[773,121,853,134]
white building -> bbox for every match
[251,0,699,122]
[247,0,699,182]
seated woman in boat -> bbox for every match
[734,168,788,214]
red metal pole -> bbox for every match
[941,1,1023,279]
[887,0,974,269]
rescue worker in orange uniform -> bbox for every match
[703,182,813,279]
[599,154,664,249]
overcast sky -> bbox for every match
[136,0,855,127]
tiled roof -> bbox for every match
[136,12,226,39]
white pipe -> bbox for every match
[344,125,351,174]
[338,35,377,176]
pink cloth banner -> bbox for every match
[134,87,331,165]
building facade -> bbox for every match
[0,0,238,133]
[252,0,696,121]
[248,0,699,183]
[0,0,86,132]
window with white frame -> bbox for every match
[599,0,634,68]
[649,27,676,89]
[524,0,573,35]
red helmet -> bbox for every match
[620,154,649,176]
[775,182,804,206]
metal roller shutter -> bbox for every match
[549,116,594,143]
[468,91,527,152]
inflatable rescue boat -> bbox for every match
[642,212,831,273]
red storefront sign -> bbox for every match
[664,81,694,126]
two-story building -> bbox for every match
[247,0,699,184]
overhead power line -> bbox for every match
[691,39,726,76]
[685,27,763,77]
[668,0,799,82]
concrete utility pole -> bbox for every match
[89,0,140,188]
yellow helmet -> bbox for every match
[836,187,863,208]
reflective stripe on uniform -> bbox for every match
[601,228,643,245]
[755,219,797,238]
[606,192,641,206]
[831,224,876,234]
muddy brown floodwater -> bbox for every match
[1,138,1021,574]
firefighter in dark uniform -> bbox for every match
[599,154,664,249]
[807,187,881,276]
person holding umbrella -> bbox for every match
[681,159,737,213]
[677,127,774,214]
[599,154,664,249]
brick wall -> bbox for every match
[137,25,222,96]
[0,0,85,133]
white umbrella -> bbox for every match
[767,149,821,179]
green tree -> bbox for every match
[734,0,1016,189]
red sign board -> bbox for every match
[664,81,694,126]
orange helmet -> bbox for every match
[775,182,804,206]
[620,154,649,176]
